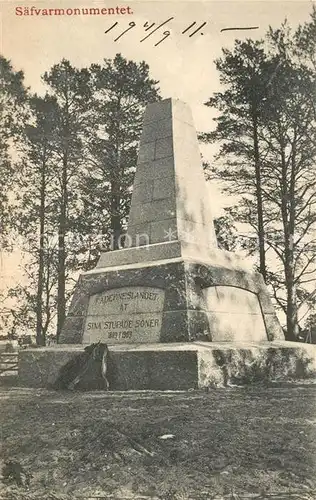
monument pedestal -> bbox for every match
[58,240,283,346]
[19,341,316,389]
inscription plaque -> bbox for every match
[82,286,165,344]
[203,286,267,342]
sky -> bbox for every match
[1,0,315,130]
[0,0,315,292]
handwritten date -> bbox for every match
[105,19,259,46]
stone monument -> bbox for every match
[59,98,283,346]
[19,98,316,390]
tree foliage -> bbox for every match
[79,54,160,256]
[203,13,316,340]
[1,54,160,343]
[0,56,28,244]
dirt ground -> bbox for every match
[0,384,316,500]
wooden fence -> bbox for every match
[0,352,18,376]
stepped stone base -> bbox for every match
[18,341,316,390]
[59,252,284,345]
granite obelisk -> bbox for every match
[125,98,217,249]
[59,98,283,345]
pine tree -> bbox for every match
[203,21,316,340]
[0,57,29,336]
[0,56,28,246]
[79,54,160,255]
[1,55,160,342]
[42,60,93,340]
[201,40,277,282]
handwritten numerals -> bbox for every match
[155,31,171,46]
[104,17,175,46]
[182,21,206,37]
[144,21,155,31]
[139,17,174,43]
[104,19,259,46]
[114,21,136,41]
[104,21,118,34]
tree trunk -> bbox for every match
[110,179,122,250]
[110,115,123,250]
[284,225,298,340]
[252,109,266,281]
[36,157,46,346]
[56,150,68,342]
[281,142,297,341]
[42,250,52,340]
[285,143,298,341]
[285,273,298,341]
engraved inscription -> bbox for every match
[83,286,165,344]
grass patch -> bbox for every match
[0,386,316,499]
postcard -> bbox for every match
[0,0,315,499]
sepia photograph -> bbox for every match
[0,0,316,498]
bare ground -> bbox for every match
[0,384,316,499]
